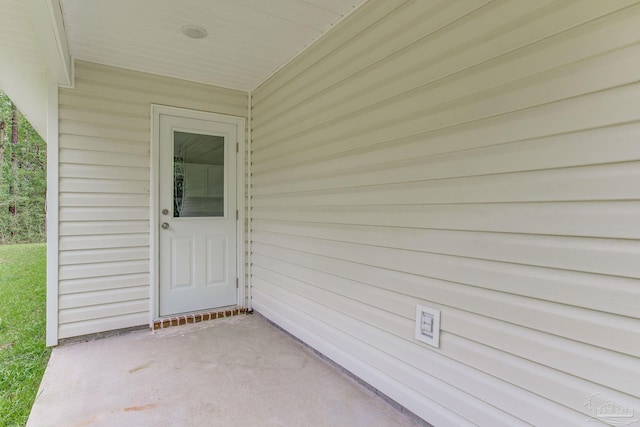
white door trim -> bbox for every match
[150,105,245,323]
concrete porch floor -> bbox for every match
[28,314,425,427]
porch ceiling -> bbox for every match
[59,0,366,91]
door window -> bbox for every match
[173,131,225,218]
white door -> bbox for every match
[158,112,237,316]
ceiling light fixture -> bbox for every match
[181,25,208,39]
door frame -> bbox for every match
[149,105,246,323]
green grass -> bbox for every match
[0,244,50,427]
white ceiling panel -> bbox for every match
[59,0,367,91]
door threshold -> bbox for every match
[153,306,247,330]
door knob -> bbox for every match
[161,222,170,230]
[161,209,169,215]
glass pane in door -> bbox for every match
[173,131,225,217]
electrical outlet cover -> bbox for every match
[415,304,440,348]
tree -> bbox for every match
[0,90,47,243]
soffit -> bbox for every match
[59,0,366,92]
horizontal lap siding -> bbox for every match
[251,1,640,425]
[58,61,247,339]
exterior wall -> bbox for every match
[0,0,49,137]
[58,61,247,339]
[250,1,640,425]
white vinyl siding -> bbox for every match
[0,0,49,137]
[57,61,247,339]
[250,1,640,425]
